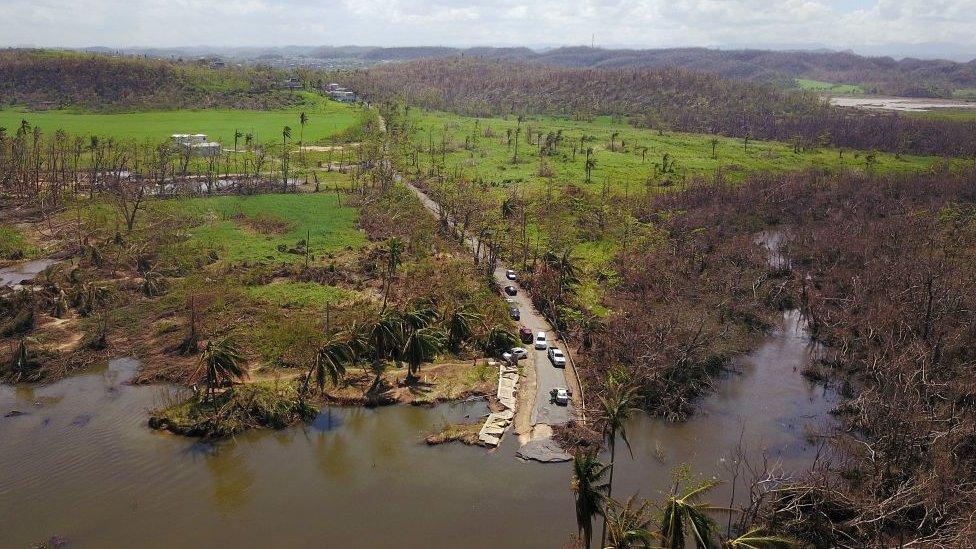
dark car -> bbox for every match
[504,286,517,296]
[509,305,520,321]
[519,326,533,343]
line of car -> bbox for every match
[500,267,571,406]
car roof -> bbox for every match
[551,348,563,354]
[536,331,546,337]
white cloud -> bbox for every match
[0,0,974,49]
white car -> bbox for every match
[550,388,571,405]
[505,269,517,281]
[534,331,548,350]
[502,347,528,362]
[547,347,566,368]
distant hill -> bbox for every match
[0,49,303,111]
[91,45,976,99]
[344,57,976,157]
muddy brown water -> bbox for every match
[0,253,835,548]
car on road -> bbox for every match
[519,326,534,343]
[504,285,518,296]
[534,331,548,350]
[509,304,520,320]
[550,388,571,406]
[547,347,566,368]
[502,347,528,362]
[505,269,517,281]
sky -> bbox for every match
[2,0,976,50]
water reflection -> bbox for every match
[0,305,832,549]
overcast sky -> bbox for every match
[3,0,975,49]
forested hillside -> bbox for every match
[345,58,976,157]
[306,45,976,98]
[0,49,302,111]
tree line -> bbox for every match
[342,57,976,158]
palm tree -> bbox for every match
[281,125,292,192]
[304,337,352,395]
[723,528,796,548]
[600,380,639,547]
[402,309,444,381]
[380,237,404,311]
[447,306,482,352]
[198,337,246,404]
[512,115,524,164]
[543,250,582,301]
[660,480,727,549]
[299,112,309,164]
[585,147,596,183]
[363,310,405,395]
[572,451,610,548]
[605,495,656,548]
[484,325,519,357]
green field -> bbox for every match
[0,94,364,145]
[796,78,864,94]
[175,193,365,263]
[407,110,954,198]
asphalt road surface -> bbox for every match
[401,180,575,428]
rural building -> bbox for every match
[278,77,302,90]
[172,134,221,156]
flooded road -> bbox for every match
[829,95,976,112]
[1,240,834,548]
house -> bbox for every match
[191,142,222,157]
[328,88,358,103]
[279,77,302,90]
[325,82,341,92]
[172,134,221,156]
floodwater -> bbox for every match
[0,258,57,287]
[0,242,835,548]
[829,95,976,112]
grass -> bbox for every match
[951,88,976,101]
[0,225,36,260]
[796,78,864,95]
[909,108,976,122]
[176,193,365,263]
[407,110,959,199]
[244,282,357,308]
[0,93,364,144]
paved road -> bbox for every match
[400,180,575,428]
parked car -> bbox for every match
[547,347,566,367]
[505,269,517,281]
[509,305,520,321]
[502,347,528,362]
[519,326,534,343]
[534,331,548,350]
[504,285,518,296]
[550,388,572,405]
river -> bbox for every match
[0,255,834,548]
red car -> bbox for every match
[519,326,533,344]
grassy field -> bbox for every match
[407,110,956,198]
[175,192,365,263]
[0,93,365,144]
[796,78,865,94]
[0,225,36,260]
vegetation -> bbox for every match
[326,44,976,98]
[0,225,36,260]
[0,49,304,111]
[348,57,976,157]
[0,95,364,144]
[795,78,863,94]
